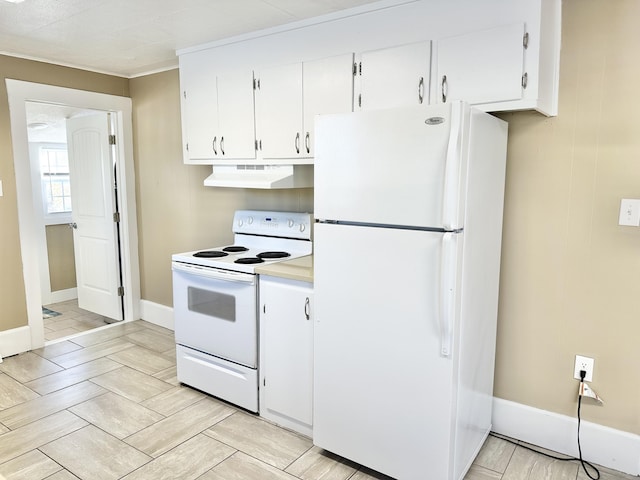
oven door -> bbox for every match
[172,261,257,367]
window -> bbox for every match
[40,147,72,215]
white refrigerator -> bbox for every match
[313,101,508,480]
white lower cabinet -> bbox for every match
[259,276,313,437]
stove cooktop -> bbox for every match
[172,211,313,274]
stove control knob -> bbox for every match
[299,223,306,232]
[288,219,295,228]
[237,219,244,227]
[247,216,254,225]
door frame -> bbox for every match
[6,79,141,350]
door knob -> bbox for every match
[68,222,77,229]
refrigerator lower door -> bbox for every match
[313,223,457,480]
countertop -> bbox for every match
[255,255,313,283]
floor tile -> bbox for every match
[0,449,62,479]
[124,329,176,353]
[32,341,83,360]
[474,435,517,473]
[44,470,81,479]
[107,345,174,375]
[0,381,106,430]
[70,392,164,439]
[122,434,235,480]
[285,446,357,480]
[205,412,312,470]
[0,410,87,465]
[577,464,638,480]
[89,366,173,403]
[464,464,504,479]
[349,467,396,480]
[125,397,235,458]
[69,322,145,348]
[48,338,135,369]
[135,320,174,336]
[502,445,578,480]
[41,425,152,480]
[199,452,299,480]
[24,358,123,395]
[141,385,205,416]
[45,328,83,341]
[0,352,63,383]
[152,365,179,386]
[0,373,40,410]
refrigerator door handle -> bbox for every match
[442,103,462,230]
[440,232,457,357]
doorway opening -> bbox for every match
[26,102,125,341]
[7,79,141,352]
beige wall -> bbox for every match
[494,0,640,434]
[45,224,76,292]
[129,70,312,306]
[0,55,129,331]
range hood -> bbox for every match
[204,165,313,189]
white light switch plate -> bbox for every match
[618,199,640,226]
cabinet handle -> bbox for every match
[304,297,310,320]
[441,75,448,103]
[295,132,300,154]
[220,136,225,155]
[418,77,424,104]
[305,132,310,154]
[212,136,218,155]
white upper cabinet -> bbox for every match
[180,61,217,164]
[435,23,526,106]
[303,54,354,156]
[355,41,431,111]
[255,53,354,161]
[180,61,256,164]
[215,71,256,160]
[255,62,303,160]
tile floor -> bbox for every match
[0,319,635,480]
[43,300,115,342]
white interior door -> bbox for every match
[66,113,123,320]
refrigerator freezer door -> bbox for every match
[314,102,468,229]
[313,222,457,480]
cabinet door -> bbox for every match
[260,277,313,435]
[357,41,430,111]
[255,63,303,159]
[216,70,256,160]
[436,23,526,105]
[302,53,354,157]
[181,64,218,163]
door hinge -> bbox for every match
[263,378,266,387]
[183,90,187,99]
[521,72,528,89]
[358,93,362,108]
[186,142,189,152]
[253,78,260,90]
[523,32,529,49]
[109,134,116,145]
[263,304,266,314]
[113,212,120,223]
[117,286,125,297]
[352,62,357,76]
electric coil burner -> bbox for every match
[171,210,312,412]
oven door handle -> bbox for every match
[172,262,255,284]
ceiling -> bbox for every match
[0,0,383,78]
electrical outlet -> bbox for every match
[574,355,594,382]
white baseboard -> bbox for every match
[139,300,174,331]
[492,397,640,475]
[0,326,32,360]
[49,288,77,304]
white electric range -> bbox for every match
[171,210,312,412]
